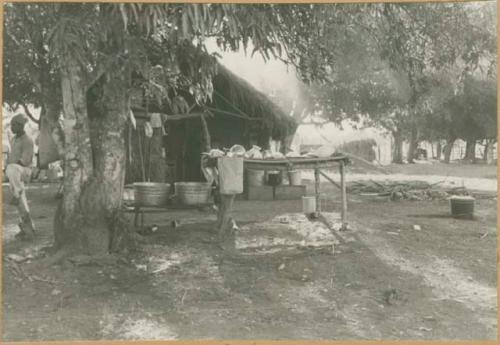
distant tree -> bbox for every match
[298,2,496,164]
[3,4,64,155]
[455,76,497,162]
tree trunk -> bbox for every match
[38,99,65,168]
[85,76,129,253]
[484,139,496,164]
[55,59,130,255]
[488,141,496,164]
[392,131,404,164]
[38,35,65,165]
[443,138,456,164]
[54,58,94,252]
[483,140,490,163]
[406,125,418,163]
[436,141,442,160]
[464,139,476,162]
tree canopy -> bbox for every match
[286,2,496,162]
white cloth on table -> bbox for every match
[217,157,244,195]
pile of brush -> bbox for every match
[347,180,471,201]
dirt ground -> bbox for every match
[2,165,497,341]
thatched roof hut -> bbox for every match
[211,65,297,143]
[126,63,297,183]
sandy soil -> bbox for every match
[2,173,497,341]
[302,161,497,192]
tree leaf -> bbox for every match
[119,4,128,31]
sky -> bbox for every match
[208,40,393,159]
[206,39,302,113]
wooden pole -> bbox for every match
[182,122,187,180]
[137,128,146,181]
[340,160,348,231]
[200,113,212,152]
[314,167,321,216]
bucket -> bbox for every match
[247,169,265,186]
[302,196,316,214]
[175,182,212,205]
[133,182,171,206]
[450,196,475,219]
[267,171,282,186]
[288,170,302,186]
[123,185,135,203]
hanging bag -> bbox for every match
[217,156,244,195]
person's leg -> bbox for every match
[15,191,35,240]
[6,164,35,239]
[5,164,24,204]
[20,166,36,235]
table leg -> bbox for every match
[134,207,139,227]
[340,161,348,230]
[314,168,321,216]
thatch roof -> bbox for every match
[129,62,297,142]
[211,64,297,141]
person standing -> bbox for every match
[5,114,35,240]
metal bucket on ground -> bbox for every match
[175,182,212,205]
[133,182,171,206]
[288,170,302,186]
[302,196,316,215]
[450,196,475,219]
[246,169,265,186]
[123,185,135,203]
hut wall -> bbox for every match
[206,115,247,149]
[124,63,297,183]
[126,113,289,184]
[165,115,250,183]
[165,119,205,182]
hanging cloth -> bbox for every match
[217,156,244,195]
[144,122,153,138]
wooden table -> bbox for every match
[244,156,350,230]
[124,202,214,228]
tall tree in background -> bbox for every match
[3,4,64,159]
[455,76,497,162]
[298,2,496,163]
